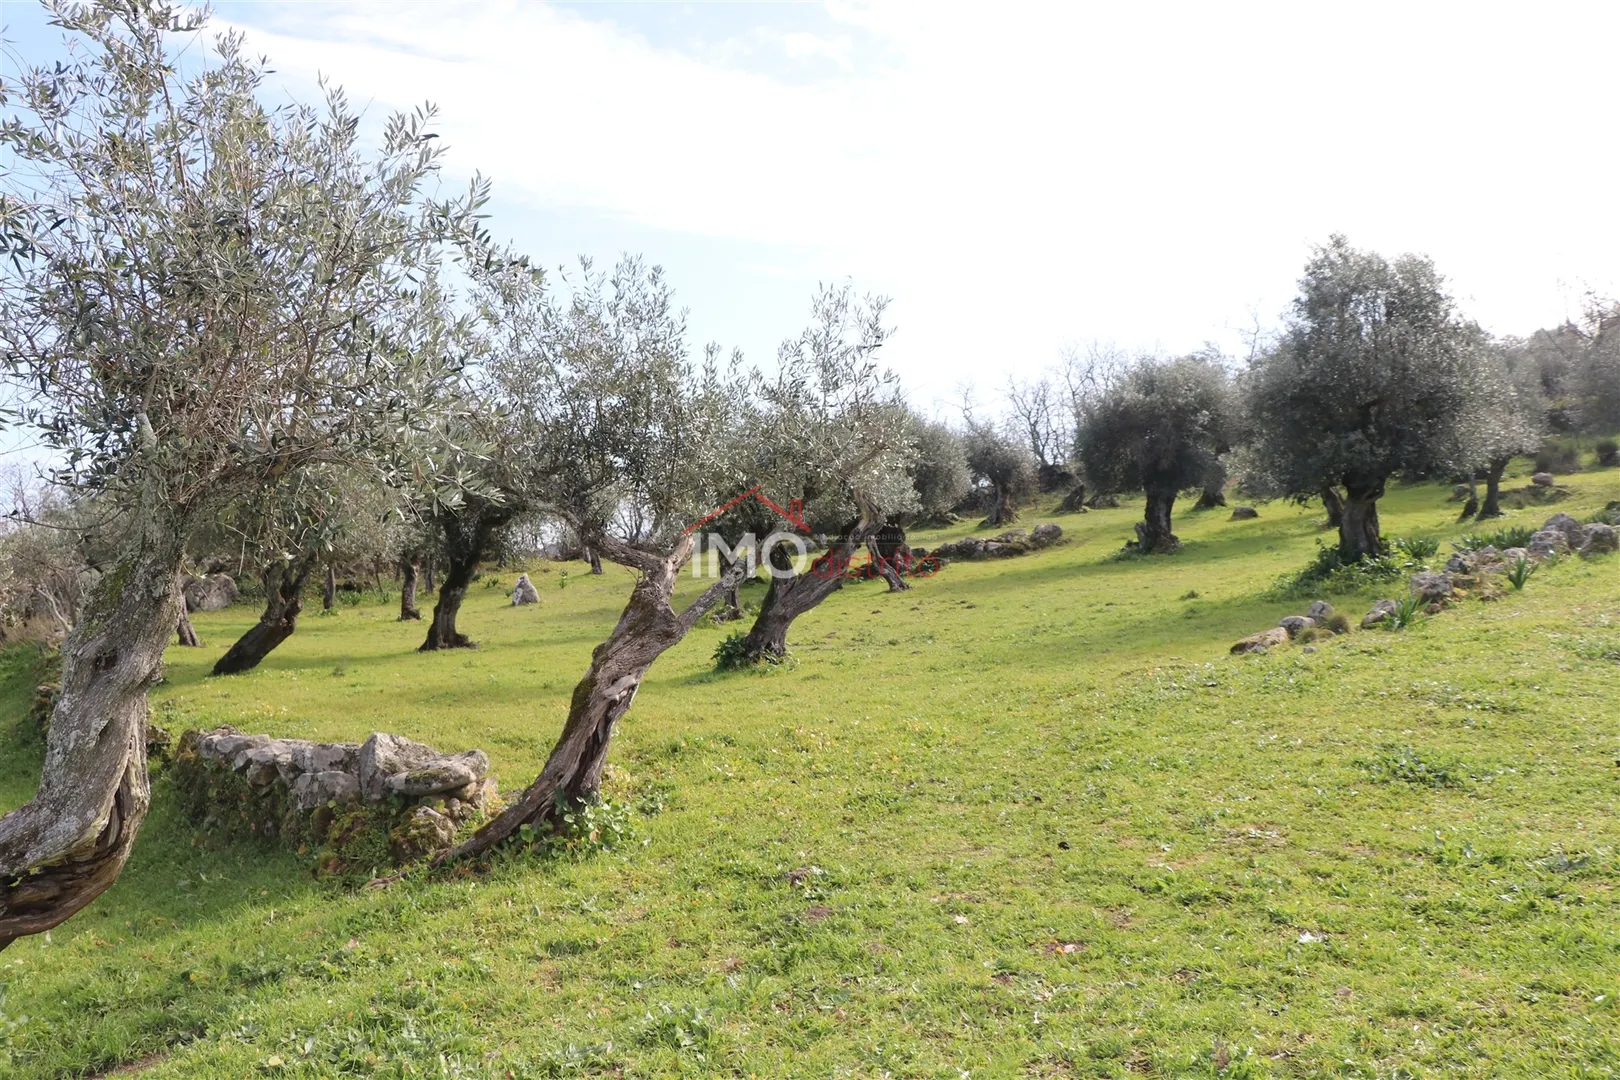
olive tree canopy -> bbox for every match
[1245,236,1483,560]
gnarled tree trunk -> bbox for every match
[420,503,513,651]
[1479,456,1510,519]
[399,558,421,621]
[212,554,317,676]
[176,605,200,647]
[0,529,185,950]
[441,535,745,863]
[586,547,603,575]
[1320,485,1345,529]
[1194,479,1227,509]
[984,484,1018,527]
[424,558,436,593]
[867,522,911,592]
[1338,475,1384,562]
[739,517,879,662]
[1134,489,1179,553]
[322,563,336,611]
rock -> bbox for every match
[1579,522,1618,557]
[1278,615,1317,638]
[1501,546,1530,563]
[1450,484,1470,501]
[1302,646,1318,654]
[1528,529,1570,558]
[183,572,239,612]
[242,744,293,787]
[1231,627,1288,654]
[1306,600,1334,620]
[1230,506,1259,520]
[385,750,490,797]
[391,805,457,860]
[1532,472,1556,487]
[1031,523,1063,546]
[1542,513,1587,546]
[1361,599,1399,629]
[291,770,361,811]
[512,573,540,606]
[197,729,270,763]
[1409,572,1453,603]
[1444,552,1472,574]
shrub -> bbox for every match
[1534,439,1581,474]
[1457,525,1535,551]
[517,797,634,860]
[713,632,772,671]
[1262,543,1402,600]
[1597,438,1619,467]
[1384,594,1425,631]
[1322,612,1352,635]
[1393,535,1439,564]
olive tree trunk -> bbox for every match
[399,558,421,621]
[176,605,201,647]
[1134,489,1180,553]
[0,529,185,949]
[586,548,603,575]
[739,518,879,662]
[420,504,513,651]
[984,484,1017,526]
[440,535,746,863]
[212,554,318,676]
[322,563,336,611]
[1320,485,1346,529]
[867,522,910,593]
[1478,456,1510,519]
[1338,476,1385,562]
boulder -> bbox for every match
[1231,627,1288,654]
[1501,546,1530,563]
[1306,600,1334,621]
[1409,572,1453,603]
[1278,615,1317,638]
[291,770,361,811]
[391,805,458,861]
[512,573,540,606]
[1542,512,1587,546]
[1532,472,1556,487]
[1528,529,1570,559]
[1031,523,1063,546]
[1579,522,1618,557]
[184,573,239,612]
[1230,506,1259,520]
[1444,552,1472,574]
[384,750,490,797]
[1361,599,1399,629]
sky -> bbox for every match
[5,1,1618,417]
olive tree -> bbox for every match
[905,414,972,523]
[964,422,1038,526]
[1076,353,1234,553]
[729,286,915,663]
[0,1,476,947]
[1245,236,1482,561]
[1463,342,1546,519]
[437,254,756,860]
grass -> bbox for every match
[3,462,1620,1078]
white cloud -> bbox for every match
[218,1,1620,398]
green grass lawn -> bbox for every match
[3,467,1619,1079]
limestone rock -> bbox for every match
[1230,506,1259,520]
[391,805,457,860]
[1543,513,1587,546]
[512,573,540,606]
[1532,472,1556,487]
[292,770,360,811]
[183,572,239,612]
[1528,529,1570,559]
[1231,627,1288,654]
[1031,523,1063,546]
[1306,600,1334,620]
[1579,522,1618,557]
[1409,572,1453,603]
[385,750,490,796]
[1278,615,1317,638]
[1361,599,1399,629]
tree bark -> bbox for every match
[985,485,1017,526]
[1133,489,1179,553]
[399,558,421,621]
[211,554,317,676]
[440,535,746,863]
[586,548,603,575]
[176,605,200,647]
[1338,476,1385,562]
[424,558,436,593]
[739,515,880,662]
[1194,479,1227,509]
[867,522,911,592]
[0,529,184,949]
[1320,485,1346,529]
[322,563,336,611]
[1478,456,1510,519]
[420,503,512,651]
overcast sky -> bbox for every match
[7,1,1618,416]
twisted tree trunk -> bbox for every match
[739,514,880,663]
[0,528,185,950]
[867,522,911,592]
[176,605,200,647]
[1134,489,1180,553]
[1320,485,1346,529]
[399,558,421,621]
[424,558,436,593]
[1338,475,1384,562]
[212,553,318,676]
[322,563,336,611]
[441,536,745,863]
[586,548,603,575]
[1478,456,1510,519]
[420,503,513,651]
